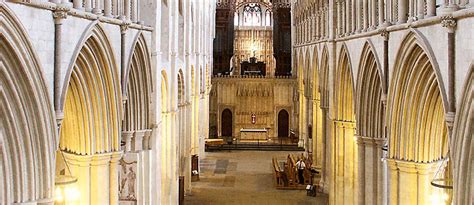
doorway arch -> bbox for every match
[278,109,289,137]
[221,109,233,137]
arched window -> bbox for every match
[234,12,239,26]
[265,9,271,26]
[243,3,262,26]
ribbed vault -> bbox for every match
[0,6,56,203]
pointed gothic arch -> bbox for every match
[122,34,153,150]
[59,24,122,204]
[331,44,357,205]
[311,46,323,168]
[355,41,386,205]
[451,65,473,205]
[387,32,449,205]
[0,5,56,203]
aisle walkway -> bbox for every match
[184,151,328,205]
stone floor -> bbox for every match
[184,151,328,205]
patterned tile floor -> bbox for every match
[184,151,329,205]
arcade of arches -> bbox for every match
[0,0,473,205]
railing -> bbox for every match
[206,136,305,151]
[30,0,141,22]
[212,74,296,79]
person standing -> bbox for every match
[296,158,306,184]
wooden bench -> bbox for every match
[272,157,287,187]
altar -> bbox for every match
[239,128,268,141]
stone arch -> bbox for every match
[278,109,290,138]
[451,65,473,205]
[387,32,449,205]
[356,42,384,138]
[0,5,56,203]
[178,69,185,105]
[331,44,357,205]
[59,24,122,204]
[311,46,323,168]
[60,24,121,155]
[160,70,172,204]
[122,34,153,149]
[221,109,233,137]
[319,45,329,107]
[355,42,386,205]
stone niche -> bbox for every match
[209,75,297,139]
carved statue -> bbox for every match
[127,167,136,200]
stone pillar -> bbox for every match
[109,152,122,205]
[84,0,92,12]
[122,131,134,152]
[441,16,457,135]
[398,0,408,23]
[378,0,385,27]
[104,0,112,17]
[370,0,377,28]
[133,130,146,151]
[319,106,329,193]
[417,0,425,19]
[73,0,83,10]
[363,0,369,30]
[427,0,436,17]
[351,0,356,33]
[375,138,387,205]
[53,6,68,113]
[356,136,366,205]
[387,159,398,205]
[92,0,101,14]
[357,0,362,32]
[124,0,131,21]
[90,154,112,204]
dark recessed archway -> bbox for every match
[221,109,233,137]
[278,109,289,137]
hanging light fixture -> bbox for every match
[55,150,80,204]
[430,153,453,205]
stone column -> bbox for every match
[363,0,369,30]
[319,106,329,193]
[351,0,356,33]
[441,16,457,135]
[92,0,101,14]
[53,6,68,113]
[124,0,131,21]
[378,0,385,26]
[427,0,436,17]
[357,0,362,32]
[122,131,134,152]
[109,152,122,205]
[375,138,388,205]
[371,0,377,28]
[398,0,408,23]
[104,0,112,17]
[387,159,398,205]
[417,0,425,19]
[132,130,146,152]
[356,136,366,205]
[73,0,83,10]
[346,0,351,35]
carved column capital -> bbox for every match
[120,22,131,34]
[380,29,389,41]
[441,15,457,33]
[53,6,69,24]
